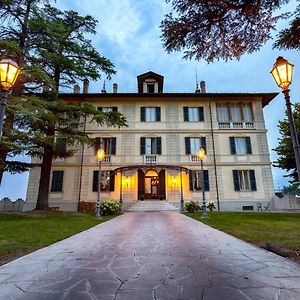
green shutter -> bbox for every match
[156,107,161,122]
[183,107,189,121]
[94,137,100,155]
[185,137,191,154]
[232,170,240,191]
[138,169,145,199]
[112,107,118,112]
[204,170,210,191]
[55,137,67,154]
[201,137,207,153]
[230,137,236,154]
[246,137,252,154]
[92,170,98,192]
[140,137,146,155]
[97,107,103,112]
[109,170,115,191]
[159,169,166,199]
[198,107,204,121]
[249,170,257,191]
[141,107,145,122]
[111,137,116,155]
[157,137,162,154]
[189,170,193,191]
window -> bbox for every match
[189,170,209,191]
[141,107,161,122]
[233,170,257,191]
[51,171,64,192]
[94,137,116,155]
[140,137,162,155]
[97,107,118,112]
[217,103,253,122]
[229,137,252,154]
[185,137,206,155]
[55,137,67,154]
[183,107,204,121]
[92,170,115,192]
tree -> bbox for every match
[160,0,293,62]
[273,103,300,183]
[0,2,127,210]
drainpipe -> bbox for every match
[120,170,123,204]
[180,169,184,211]
[209,98,220,211]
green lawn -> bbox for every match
[0,211,116,265]
[185,212,300,261]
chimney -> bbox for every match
[195,83,200,93]
[73,84,80,93]
[113,83,118,94]
[83,79,89,94]
[200,80,206,93]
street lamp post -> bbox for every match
[0,58,20,139]
[197,147,208,218]
[271,56,300,182]
[96,148,105,218]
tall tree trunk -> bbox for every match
[35,128,55,210]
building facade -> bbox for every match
[25,71,277,211]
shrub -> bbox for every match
[100,200,121,216]
[185,201,200,213]
[207,201,216,211]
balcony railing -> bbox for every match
[218,122,255,129]
[144,154,158,164]
[103,155,111,163]
[189,155,201,162]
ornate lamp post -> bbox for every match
[0,58,20,138]
[96,148,105,218]
[197,147,208,218]
[271,56,300,182]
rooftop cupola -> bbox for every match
[137,71,164,94]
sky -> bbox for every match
[0,0,299,199]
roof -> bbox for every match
[59,92,279,107]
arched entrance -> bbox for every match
[145,169,159,199]
[137,168,166,200]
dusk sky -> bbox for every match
[0,0,299,199]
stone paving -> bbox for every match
[0,212,300,300]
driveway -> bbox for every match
[0,212,300,299]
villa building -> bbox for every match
[25,71,277,211]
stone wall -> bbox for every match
[0,198,25,212]
[270,195,300,211]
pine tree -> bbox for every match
[273,103,300,183]
[160,0,292,62]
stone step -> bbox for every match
[126,200,179,212]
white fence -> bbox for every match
[0,198,25,212]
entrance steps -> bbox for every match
[126,200,179,212]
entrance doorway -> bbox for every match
[145,170,159,199]
[138,169,166,200]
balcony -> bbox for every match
[144,154,158,164]
[218,122,255,129]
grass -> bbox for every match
[184,211,300,261]
[0,211,117,265]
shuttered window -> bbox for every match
[94,137,117,155]
[51,171,64,192]
[232,170,257,191]
[140,137,162,155]
[189,170,209,191]
[229,137,252,155]
[185,137,207,155]
[183,107,204,121]
[92,170,115,192]
[141,107,161,122]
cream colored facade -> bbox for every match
[25,71,277,211]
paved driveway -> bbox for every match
[0,212,300,300]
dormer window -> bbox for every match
[147,83,155,93]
